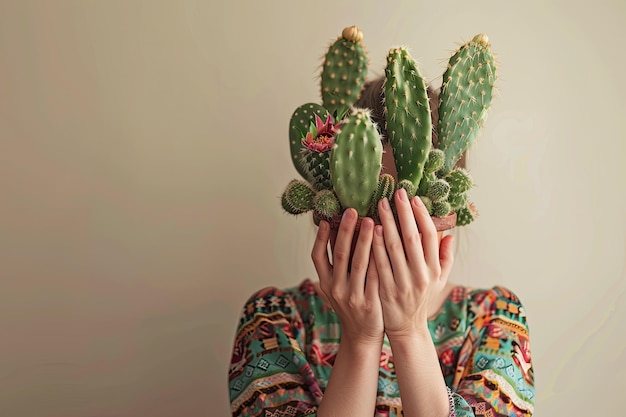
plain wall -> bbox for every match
[1,1,624,416]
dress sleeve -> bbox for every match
[451,287,535,417]
[228,286,321,417]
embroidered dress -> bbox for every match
[228,279,534,416]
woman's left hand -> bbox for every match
[372,188,455,339]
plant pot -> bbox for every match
[313,210,457,244]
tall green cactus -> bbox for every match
[330,109,383,216]
[437,34,497,174]
[384,47,432,191]
[321,26,368,117]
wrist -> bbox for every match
[385,323,431,345]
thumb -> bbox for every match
[439,234,455,279]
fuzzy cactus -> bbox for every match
[281,180,316,215]
[330,109,383,216]
[446,167,474,195]
[437,34,497,174]
[313,189,341,219]
[424,149,445,174]
[321,25,368,117]
[384,47,432,191]
[426,179,451,203]
[432,200,452,217]
[368,173,396,221]
[456,202,479,226]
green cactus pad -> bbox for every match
[289,103,331,180]
[330,109,383,216]
[281,179,316,215]
[313,189,341,219]
[368,173,396,221]
[321,26,368,117]
[437,34,497,174]
[384,47,432,191]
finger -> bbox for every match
[332,208,358,282]
[349,217,374,294]
[439,234,455,281]
[372,223,397,294]
[312,220,333,292]
[377,196,410,282]
[394,188,427,269]
[410,195,439,267]
[364,252,380,300]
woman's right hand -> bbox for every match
[311,208,384,346]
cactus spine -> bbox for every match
[437,34,496,174]
[384,47,432,191]
[321,25,368,117]
[330,109,383,216]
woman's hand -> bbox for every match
[312,208,384,345]
[372,188,455,339]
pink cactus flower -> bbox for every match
[302,113,341,153]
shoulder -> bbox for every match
[236,279,316,324]
[465,285,531,328]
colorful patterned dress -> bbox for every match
[228,279,534,416]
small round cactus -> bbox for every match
[281,180,316,215]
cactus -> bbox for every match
[313,189,341,219]
[280,27,499,230]
[384,47,432,191]
[446,167,474,195]
[432,200,452,217]
[321,25,368,117]
[437,34,497,174]
[426,179,450,203]
[456,201,479,226]
[397,179,417,199]
[330,109,383,216]
[289,103,331,181]
[424,149,445,174]
[368,173,396,221]
[419,195,434,215]
[448,192,468,211]
[281,179,316,215]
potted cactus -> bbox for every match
[281,25,497,234]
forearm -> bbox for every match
[389,327,450,417]
[317,338,381,417]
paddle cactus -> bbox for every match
[437,34,497,174]
[280,25,498,229]
[321,25,368,117]
[330,109,383,217]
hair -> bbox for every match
[353,75,467,169]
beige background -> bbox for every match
[1,1,624,416]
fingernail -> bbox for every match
[361,218,372,230]
[342,208,353,220]
[398,188,407,201]
[320,220,328,232]
[412,196,422,207]
[375,225,383,236]
[381,197,390,210]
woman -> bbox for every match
[227,79,535,417]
